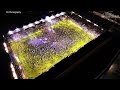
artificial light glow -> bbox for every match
[108,64,116,73]
[86,19,91,22]
[8,31,14,35]
[55,14,61,17]
[10,63,18,79]
[94,23,98,27]
[15,28,21,32]
[13,54,20,63]
[50,15,55,19]
[109,65,114,71]
[34,21,40,24]
[40,19,45,22]
[78,15,82,18]
[3,42,9,53]
[28,23,35,28]
[71,11,75,14]
[45,16,52,22]
[60,12,65,15]
[23,25,29,30]
[101,15,105,18]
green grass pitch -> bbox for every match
[9,19,95,79]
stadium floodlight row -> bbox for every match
[7,12,66,35]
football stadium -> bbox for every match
[3,12,105,79]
